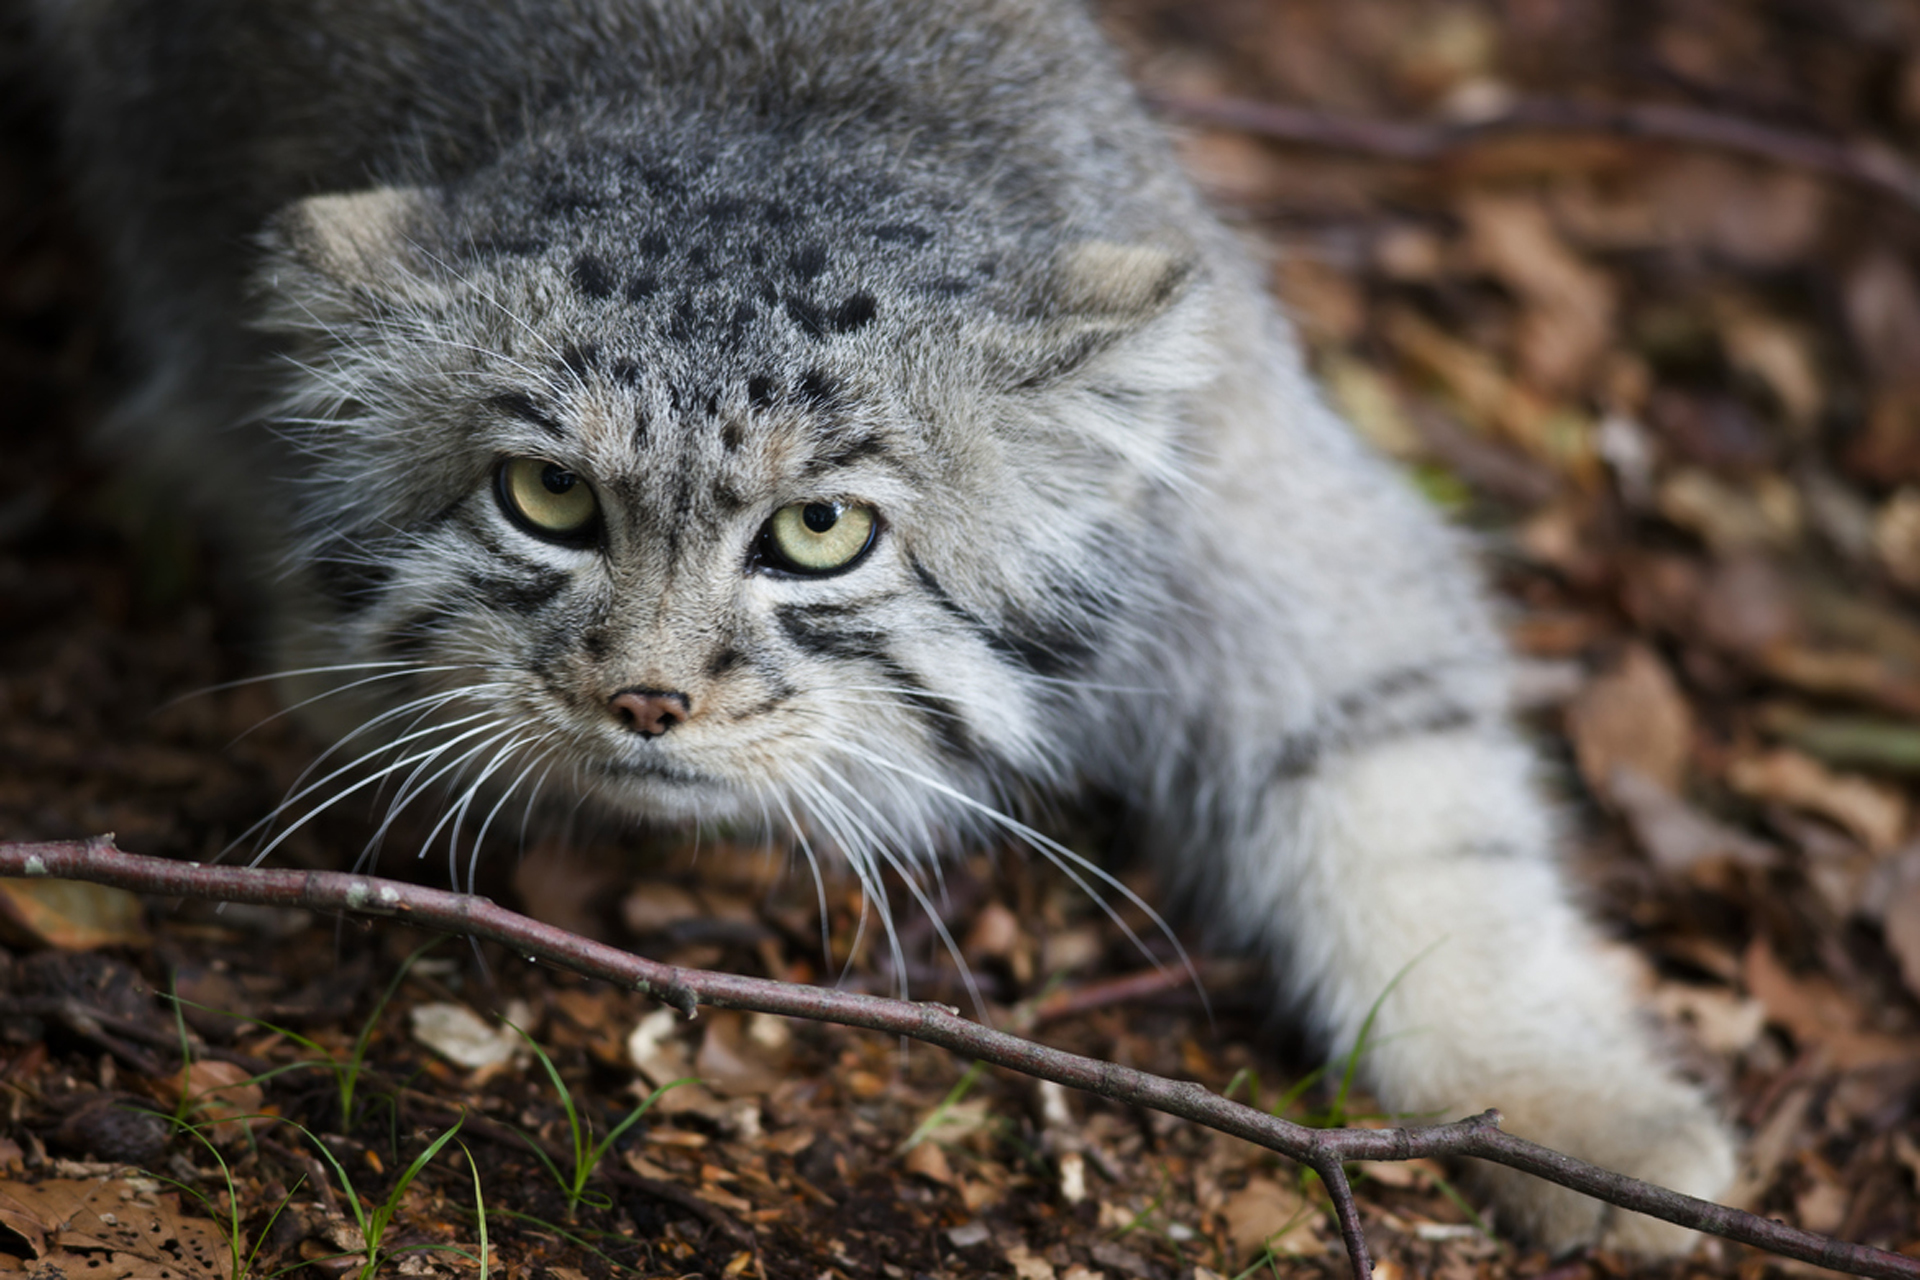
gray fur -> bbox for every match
[31,0,1733,1249]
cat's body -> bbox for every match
[31,0,1733,1249]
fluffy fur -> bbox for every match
[31,0,1734,1249]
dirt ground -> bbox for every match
[8,1,1920,1277]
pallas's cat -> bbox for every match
[30,0,1733,1247]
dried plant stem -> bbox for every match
[6,837,1916,1280]
[1146,92,1920,215]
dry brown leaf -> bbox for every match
[1742,939,1914,1069]
[1565,643,1693,795]
[694,1010,789,1098]
[0,1178,229,1278]
[1714,299,1822,430]
[0,878,149,952]
[1874,488,1920,591]
[511,840,616,942]
[1462,193,1616,394]
[619,881,702,935]
[902,1140,955,1187]
[1221,1177,1318,1260]
[1651,983,1768,1055]
[1656,469,1801,553]
[151,1059,266,1145]
[1645,158,1824,268]
[1726,748,1908,851]
[1606,768,1776,879]
[1846,250,1920,390]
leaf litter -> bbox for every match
[12,0,1920,1277]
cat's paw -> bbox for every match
[1467,1087,1736,1256]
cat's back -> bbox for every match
[35,0,1183,252]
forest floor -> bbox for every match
[7,1,1920,1277]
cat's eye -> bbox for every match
[496,457,599,543]
[761,501,877,574]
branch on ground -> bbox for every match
[4,836,1914,1280]
[1146,91,1920,216]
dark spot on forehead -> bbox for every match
[831,294,877,332]
[704,392,720,418]
[763,201,793,227]
[612,360,642,388]
[637,231,669,257]
[796,368,839,408]
[688,244,710,270]
[489,391,566,438]
[747,375,776,408]
[871,223,933,247]
[727,300,757,342]
[702,196,751,223]
[558,343,600,379]
[721,419,745,450]
[790,243,828,280]
[570,252,616,299]
[625,272,658,301]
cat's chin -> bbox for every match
[585,760,750,825]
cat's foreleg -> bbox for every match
[1211,721,1734,1252]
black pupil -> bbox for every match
[802,503,837,533]
[541,464,576,495]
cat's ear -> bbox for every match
[256,185,448,318]
[987,240,1203,391]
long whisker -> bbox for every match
[837,741,1207,1015]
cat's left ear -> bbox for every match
[988,239,1205,391]
[254,185,449,320]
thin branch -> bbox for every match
[7,837,1917,1280]
[1146,91,1920,215]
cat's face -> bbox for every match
[250,157,1199,865]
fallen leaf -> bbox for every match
[1221,1177,1318,1259]
[1005,1241,1056,1280]
[1743,939,1914,1069]
[1566,644,1693,795]
[1463,193,1616,393]
[151,1059,266,1145]
[1727,748,1908,851]
[409,999,531,1072]
[1605,767,1776,879]
[0,877,149,951]
[0,1177,229,1278]
[694,1010,788,1097]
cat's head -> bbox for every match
[245,139,1211,868]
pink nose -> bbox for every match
[609,689,690,737]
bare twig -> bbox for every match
[1146,91,1920,215]
[6,836,1918,1280]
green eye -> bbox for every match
[497,457,599,542]
[763,501,877,574]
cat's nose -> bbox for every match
[609,689,691,737]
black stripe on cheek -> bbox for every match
[464,569,568,614]
[910,556,1094,679]
[489,391,567,439]
[772,604,977,760]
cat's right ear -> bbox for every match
[255,185,448,319]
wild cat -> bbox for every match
[30,0,1734,1250]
